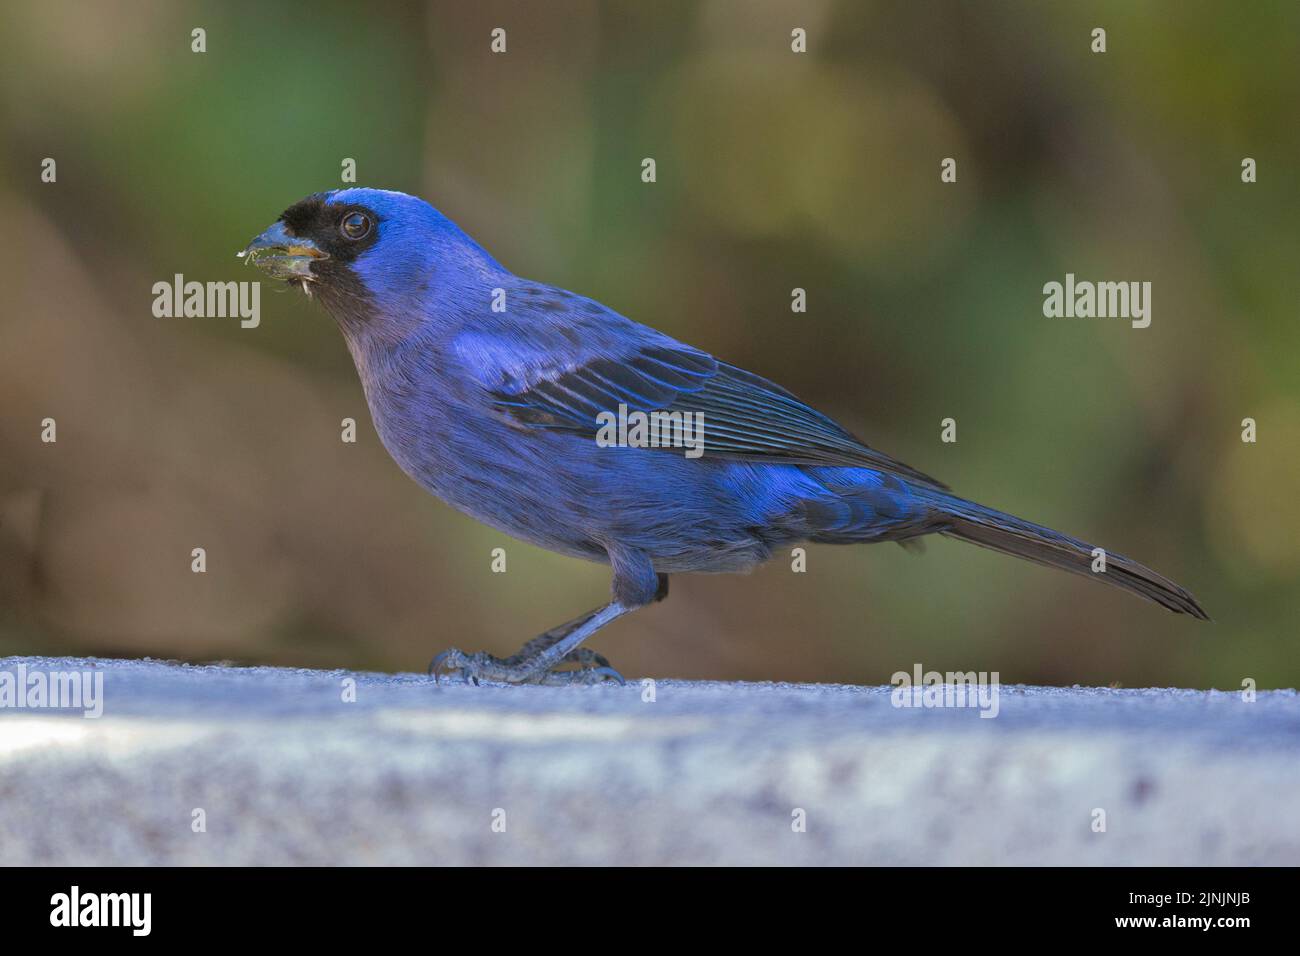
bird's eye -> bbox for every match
[339,211,371,240]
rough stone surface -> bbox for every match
[1,656,1296,865]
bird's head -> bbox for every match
[241,188,502,341]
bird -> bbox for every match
[242,187,1208,685]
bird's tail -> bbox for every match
[920,489,1209,620]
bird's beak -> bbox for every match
[238,220,329,280]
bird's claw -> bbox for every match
[536,664,626,687]
[428,648,485,685]
[427,647,625,686]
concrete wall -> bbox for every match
[1,657,1296,865]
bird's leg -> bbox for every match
[429,552,665,686]
[507,609,620,683]
[534,574,669,684]
[430,601,633,685]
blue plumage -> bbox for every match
[243,188,1207,683]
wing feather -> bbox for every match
[454,289,947,489]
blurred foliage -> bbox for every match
[0,0,1296,687]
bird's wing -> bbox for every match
[451,291,948,489]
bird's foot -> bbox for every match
[536,648,626,686]
[428,646,624,686]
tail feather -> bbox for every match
[927,493,1209,621]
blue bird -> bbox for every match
[243,188,1208,684]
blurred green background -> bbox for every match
[1,0,1296,688]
